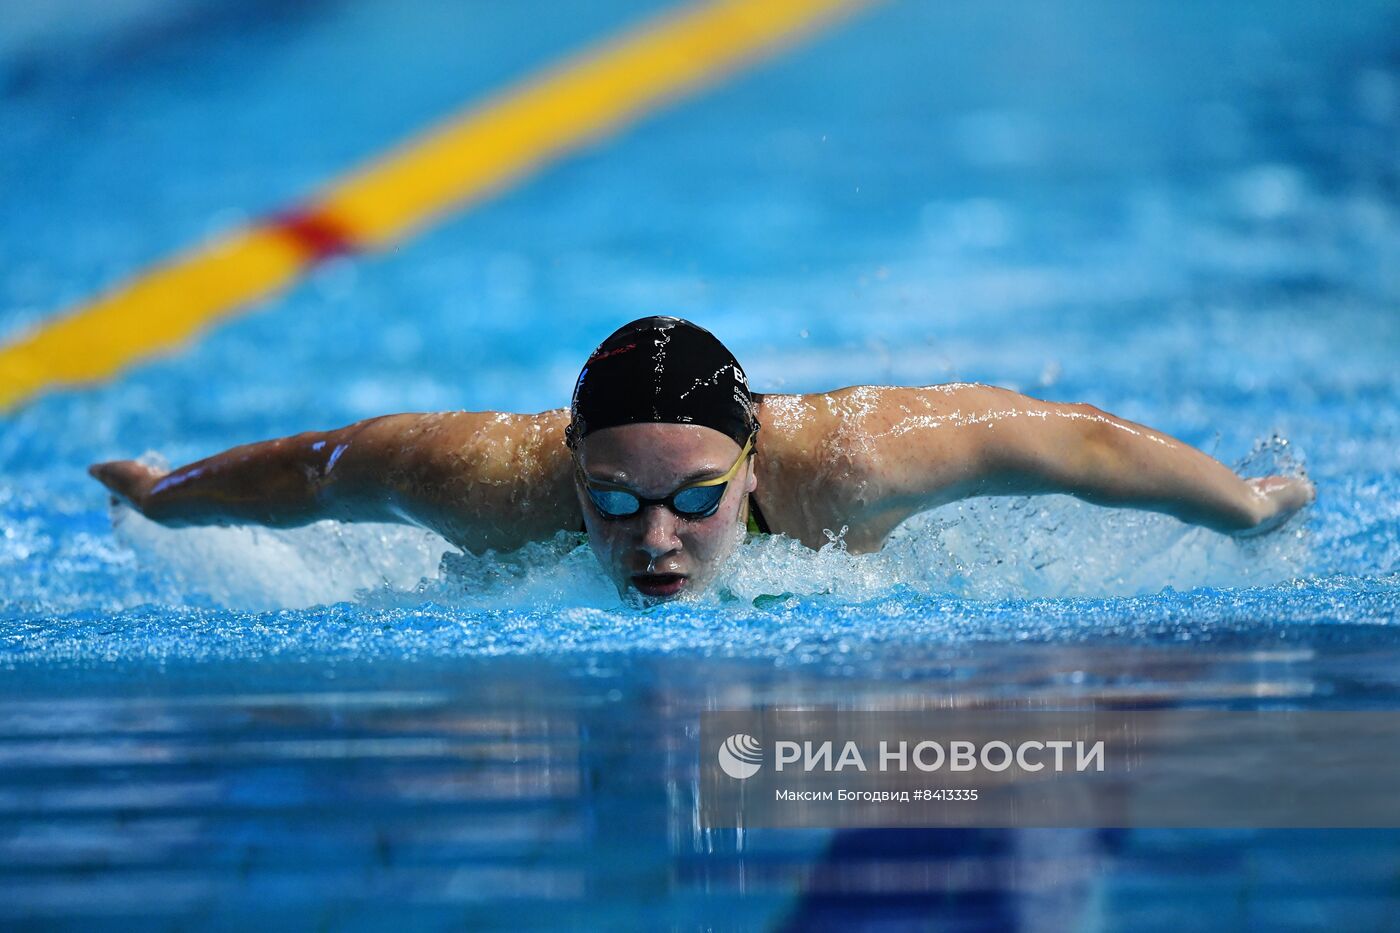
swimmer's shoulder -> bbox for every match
[750,391,868,548]
[354,408,579,553]
[416,407,573,493]
[751,385,987,551]
[346,408,571,481]
[756,383,1008,450]
[755,385,949,456]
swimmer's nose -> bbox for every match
[637,504,681,560]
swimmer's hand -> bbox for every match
[1234,475,1315,537]
[88,460,163,512]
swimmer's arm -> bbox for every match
[859,385,1314,537]
[88,418,411,528]
[88,410,580,551]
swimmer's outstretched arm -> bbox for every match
[840,384,1313,545]
[87,409,580,553]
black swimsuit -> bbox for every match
[747,494,772,534]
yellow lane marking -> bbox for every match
[0,230,306,408]
[317,0,869,245]
[0,0,873,412]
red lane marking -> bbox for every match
[269,209,357,262]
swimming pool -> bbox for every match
[3,0,1399,927]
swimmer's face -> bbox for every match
[574,423,756,603]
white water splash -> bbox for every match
[112,508,451,610]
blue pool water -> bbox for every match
[3,0,1400,928]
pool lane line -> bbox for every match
[0,0,875,413]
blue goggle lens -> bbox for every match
[588,488,642,517]
[586,482,727,519]
[672,484,726,516]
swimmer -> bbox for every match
[89,316,1314,601]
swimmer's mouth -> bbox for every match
[632,573,688,598]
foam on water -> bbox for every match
[111,503,452,611]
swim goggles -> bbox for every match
[574,435,754,521]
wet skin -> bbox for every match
[89,383,1316,601]
[574,423,756,601]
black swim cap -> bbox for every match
[566,316,759,449]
